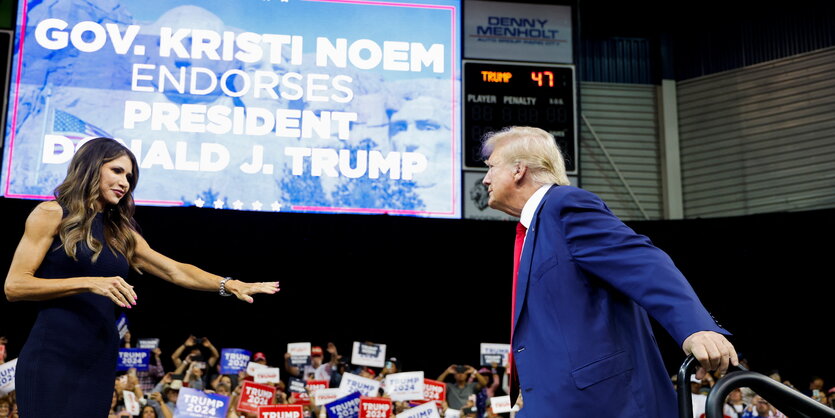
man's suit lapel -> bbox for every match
[512,185,557,335]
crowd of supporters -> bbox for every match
[1,336,833,417]
[0,334,515,417]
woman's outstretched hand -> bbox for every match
[227,280,280,303]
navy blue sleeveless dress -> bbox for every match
[16,212,128,417]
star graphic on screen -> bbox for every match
[232,200,244,210]
[271,201,283,211]
[193,198,205,208]
[252,201,263,211]
[213,199,224,209]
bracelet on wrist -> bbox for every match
[219,277,233,297]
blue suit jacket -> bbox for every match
[512,186,727,417]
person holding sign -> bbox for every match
[4,138,281,417]
[480,127,738,417]
[123,332,165,393]
[284,343,339,382]
[171,335,220,371]
[437,365,487,410]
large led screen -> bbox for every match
[1,0,461,218]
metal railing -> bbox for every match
[677,354,835,418]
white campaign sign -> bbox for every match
[338,372,381,397]
[288,342,312,357]
[123,390,141,415]
[444,410,461,418]
[384,371,424,401]
[288,342,312,366]
[246,361,268,376]
[254,367,281,384]
[314,388,343,406]
[490,395,512,413]
[0,359,16,396]
[396,400,441,418]
[480,343,510,367]
[138,338,160,349]
[350,341,386,368]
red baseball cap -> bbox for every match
[253,352,266,361]
[311,346,324,356]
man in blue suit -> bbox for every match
[481,126,738,417]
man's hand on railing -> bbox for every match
[682,331,739,378]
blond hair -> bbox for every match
[481,126,570,186]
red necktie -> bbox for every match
[509,222,526,406]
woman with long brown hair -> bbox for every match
[4,137,280,416]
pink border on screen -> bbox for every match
[5,0,457,215]
[3,0,28,198]
[2,1,191,207]
[294,0,459,216]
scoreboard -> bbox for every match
[462,60,577,173]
